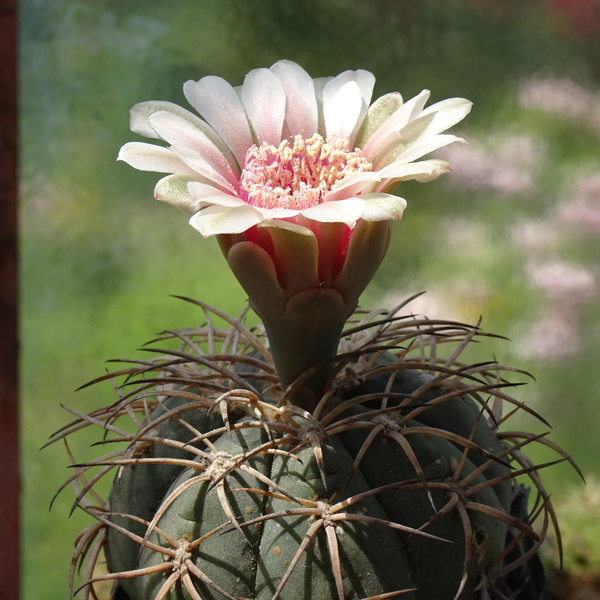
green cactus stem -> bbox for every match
[50,298,580,600]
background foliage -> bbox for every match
[20,0,600,598]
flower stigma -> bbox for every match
[239,134,373,210]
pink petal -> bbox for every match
[270,60,318,138]
[183,76,254,167]
[241,68,286,146]
[117,142,197,175]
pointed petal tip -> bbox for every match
[116,144,131,162]
[359,193,407,222]
[190,204,263,237]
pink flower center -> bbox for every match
[239,134,372,210]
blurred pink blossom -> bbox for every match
[440,135,543,196]
[440,218,490,256]
[516,308,580,361]
[518,76,600,134]
[510,219,565,254]
[386,290,459,321]
[525,260,597,303]
[557,172,600,234]
[518,77,596,117]
[573,173,600,197]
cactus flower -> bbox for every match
[118,60,472,404]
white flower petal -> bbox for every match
[323,171,382,201]
[324,159,453,202]
[313,76,333,136]
[377,159,452,184]
[371,113,442,169]
[117,142,197,175]
[170,144,236,193]
[150,111,238,185]
[359,193,407,221]
[373,98,472,169]
[323,80,364,140]
[190,204,263,237]
[129,100,201,139]
[419,97,473,138]
[352,70,377,141]
[373,98,472,168]
[241,68,286,146]
[300,198,366,227]
[154,174,198,213]
[353,70,377,107]
[361,90,431,160]
[258,219,314,236]
[326,69,376,111]
[187,181,245,208]
[395,134,465,164]
[323,70,375,143]
[270,60,318,138]
[355,92,404,150]
[322,70,375,141]
[129,100,237,172]
[251,206,300,220]
[183,76,254,167]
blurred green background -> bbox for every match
[20,0,600,598]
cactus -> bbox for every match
[52,298,578,600]
[53,60,579,600]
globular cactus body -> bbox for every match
[56,302,573,600]
[106,380,508,600]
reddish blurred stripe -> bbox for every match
[551,0,600,35]
[0,1,19,599]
